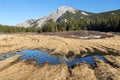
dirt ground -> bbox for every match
[40,30,113,39]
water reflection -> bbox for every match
[1,49,105,67]
[17,49,60,64]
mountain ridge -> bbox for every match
[16,5,92,27]
[16,5,120,28]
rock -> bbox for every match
[16,6,78,28]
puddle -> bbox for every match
[16,49,60,64]
[67,55,104,67]
[0,49,105,67]
[70,35,102,39]
[79,35,101,39]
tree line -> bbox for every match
[40,14,120,32]
[0,14,120,33]
[0,25,41,33]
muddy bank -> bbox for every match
[40,30,113,39]
[0,55,119,80]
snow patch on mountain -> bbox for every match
[17,6,91,28]
[17,5,78,27]
[111,13,115,15]
[81,12,89,15]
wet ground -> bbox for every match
[0,49,120,80]
[0,53,14,61]
[40,30,113,39]
[0,49,105,67]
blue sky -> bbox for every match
[0,0,120,25]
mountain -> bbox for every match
[16,5,92,28]
[58,9,120,21]
[17,5,120,28]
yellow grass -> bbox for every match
[0,33,120,55]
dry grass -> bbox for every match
[0,55,119,80]
[0,55,69,80]
[0,32,120,80]
[0,33,120,56]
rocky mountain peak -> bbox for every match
[57,5,78,14]
[16,5,90,28]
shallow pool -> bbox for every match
[15,49,105,66]
[16,49,60,64]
